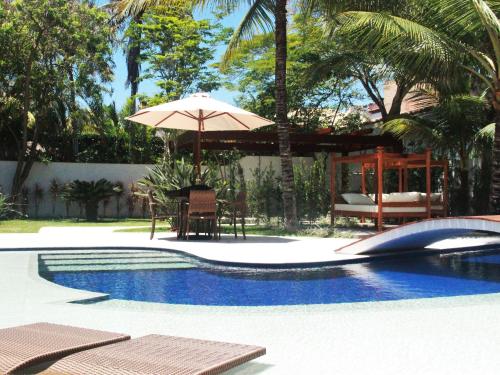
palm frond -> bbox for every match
[330,11,461,81]
[472,0,500,68]
[301,0,404,18]
[476,122,495,141]
[381,117,437,146]
[221,0,275,67]
[107,0,192,22]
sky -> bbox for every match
[99,1,249,109]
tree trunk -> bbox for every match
[275,0,298,231]
[490,91,500,213]
[10,30,43,200]
[458,167,470,215]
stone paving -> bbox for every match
[2,227,500,374]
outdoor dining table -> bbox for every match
[165,185,213,239]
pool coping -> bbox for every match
[8,242,500,269]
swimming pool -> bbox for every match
[39,249,500,306]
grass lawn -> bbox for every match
[0,219,151,233]
[0,218,366,238]
[115,224,359,238]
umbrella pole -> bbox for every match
[194,130,201,180]
[194,110,203,181]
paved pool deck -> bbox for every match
[2,228,500,374]
[2,226,500,266]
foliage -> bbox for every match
[66,179,115,221]
[113,181,125,218]
[131,5,229,102]
[382,94,492,214]
[246,161,282,224]
[127,183,140,217]
[59,183,73,218]
[293,156,330,222]
[223,17,360,130]
[0,193,20,220]
[49,179,60,217]
[137,157,219,205]
[0,0,114,196]
[315,0,500,210]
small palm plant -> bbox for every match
[102,197,110,217]
[20,186,30,217]
[127,183,139,217]
[113,181,124,218]
[67,179,114,221]
[49,179,60,217]
[60,182,73,218]
[33,183,44,218]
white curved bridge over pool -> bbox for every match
[337,216,500,255]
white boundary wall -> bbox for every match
[0,156,313,218]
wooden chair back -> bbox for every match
[233,191,247,216]
[147,190,156,218]
[188,190,216,214]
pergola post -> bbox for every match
[398,168,403,192]
[425,148,432,218]
[376,146,384,231]
[443,160,449,217]
[330,153,336,227]
[361,162,366,224]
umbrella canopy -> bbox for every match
[126,92,273,131]
[126,93,274,177]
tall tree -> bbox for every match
[198,0,299,229]
[312,0,500,211]
[135,5,223,102]
[0,0,113,199]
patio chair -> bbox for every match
[0,322,129,374]
[38,334,266,375]
[185,189,217,240]
[147,190,178,240]
[230,191,248,239]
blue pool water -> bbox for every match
[40,250,500,306]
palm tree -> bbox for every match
[382,94,492,214]
[195,0,298,230]
[108,1,147,112]
[314,0,500,211]
[110,0,299,230]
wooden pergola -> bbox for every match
[175,131,402,156]
[331,147,449,229]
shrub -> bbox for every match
[66,179,114,221]
[0,193,20,219]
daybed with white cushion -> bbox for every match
[335,192,445,218]
[330,147,448,230]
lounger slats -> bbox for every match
[0,323,130,374]
[40,334,266,375]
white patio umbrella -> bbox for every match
[126,92,274,177]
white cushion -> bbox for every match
[384,192,423,203]
[341,193,375,205]
[418,192,443,203]
[369,193,390,202]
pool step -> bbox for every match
[39,251,196,272]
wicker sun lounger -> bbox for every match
[39,334,266,375]
[0,322,130,374]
